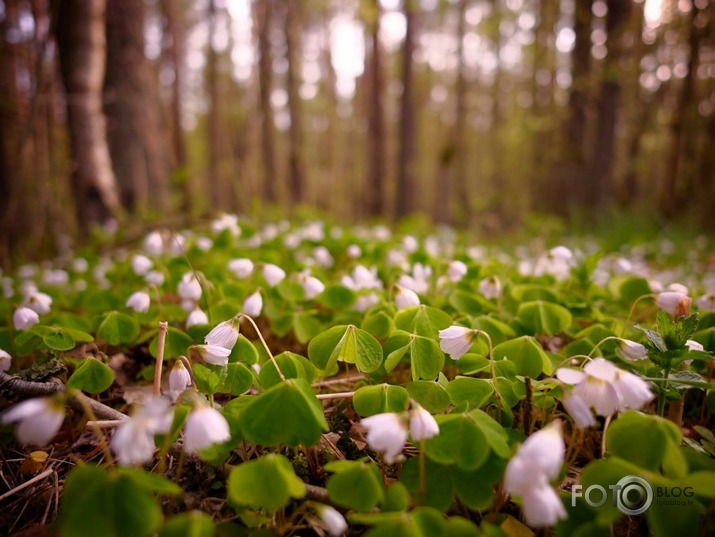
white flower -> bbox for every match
[447,260,467,282]
[186,308,209,328]
[478,276,502,300]
[668,283,689,295]
[519,485,568,528]
[696,293,715,311]
[409,406,440,441]
[195,344,231,366]
[178,273,202,301]
[515,421,564,481]
[42,269,69,286]
[169,361,192,399]
[656,291,692,318]
[13,307,39,330]
[557,358,653,418]
[262,263,286,287]
[143,231,164,256]
[394,284,420,311]
[347,244,362,259]
[145,270,165,286]
[23,291,52,315]
[342,265,382,291]
[300,274,325,300]
[205,318,240,350]
[183,406,231,452]
[685,339,704,352]
[0,348,11,372]
[402,235,419,253]
[398,263,432,295]
[319,505,348,536]
[353,293,380,312]
[534,246,574,281]
[111,397,173,465]
[242,291,263,318]
[212,213,241,236]
[561,392,597,429]
[196,236,213,251]
[438,325,474,360]
[72,257,89,273]
[126,290,151,313]
[613,369,654,410]
[131,254,153,275]
[313,246,334,268]
[557,359,621,417]
[504,421,567,528]
[617,339,648,361]
[361,412,408,464]
[228,258,254,279]
[1,396,65,446]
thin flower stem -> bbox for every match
[154,321,169,397]
[601,414,612,457]
[625,294,656,329]
[316,391,355,400]
[475,330,504,414]
[311,374,367,388]
[71,390,114,464]
[588,336,620,357]
[238,314,286,381]
[85,420,124,428]
[419,439,426,505]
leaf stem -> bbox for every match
[153,321,168,397]
[70,389,114,464]
[239,314,286,381]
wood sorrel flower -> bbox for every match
[656,291,692,318]
[242,291,263,318]
[478,276,502,299]
[360,412,408,464]
[178,272,202,301]
[0,348,11,372]
[262,263,286,287]
[228,258,254,279]
[319,505,348,536]
[13,307,39,330]
[409,405,440,441]
[617,339,648,361]
[394,284,420,311]
[447,260,468,282]
[204,317,241,350]
[125,290,151,313]
[111,397,173,466]
[186,308,209,328]
[1,396,65,446]
[169,360,192,399]
[183,405,231,452]
[194,344,231,366]
[438,325,474,360]
[504,420,567,528]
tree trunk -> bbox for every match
[366,0,386,218]
[256,0,277,205]
[205,0,224,210]
[56,0,121,227]
[160,0,190,211]
[285,0,304,206]
[435,0,468,226]
[552,0,592,215]
[660,2,702,217]
[395,0,418,220]
[104,0,168,215]
[589,0,631,211]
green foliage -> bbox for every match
[307,324,383,373]
[66,358,114,393]
[227,454,305,512]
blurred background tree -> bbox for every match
[0,0,713,263]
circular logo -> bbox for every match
[615,476,653,516]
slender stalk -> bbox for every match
[418,439,426,505]
[601,414,612,457]
[588,336,621,357]
[154,321,169,396]
[239,314,285,381]
[71,389,114,464]
[475,330,504,413]
[625,293,656,327]
[316,391,355,400]
[656,365,671,417]
[0,468,54,501]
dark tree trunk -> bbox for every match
[395,0,418,220]
[104,0,169,214]
[552,0,592,215]
[435,0,468,225]
[661,2,702,217]
[256,0,277,204]
[589,0,631,210]
[366,0,385,217]
[285,0,304,205]
[56,0,121,228]
[160,0,189,211]
[206,0,224,210]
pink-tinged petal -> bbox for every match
[583,358,618,381]
[555,368,585,385]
